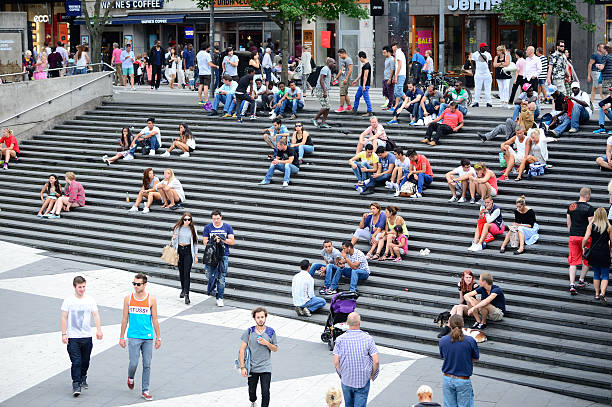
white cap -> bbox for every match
[571,82,580,89]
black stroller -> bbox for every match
[320,291,359,350]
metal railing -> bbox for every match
[0,62,115,127]
[0,62,113,81]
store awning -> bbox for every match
[74,14,185,25]
[186,13,270,22]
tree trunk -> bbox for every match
[89,29,101,70]
[280,22,290,84]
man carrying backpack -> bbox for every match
[202,209,235,307]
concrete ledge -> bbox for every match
[0,72,113,141]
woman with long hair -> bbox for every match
[378,205,409,260]
[509,49,526,104]
[160,123,196,158]
[500,195,539,254]
[33,50,48,80]
[493,45,512,107]
[351,202,386,260]
[166,47,178,89]
[441,270,480,337]
[37,174,62,217]
[156,168,186,210]
[290,122,313,164]
[468,194,504,251]
[249,51,262,81]
[102,127,133,165]
[583,207,612,302]
[128,168,161,213]
[46,172,85,219]
[172,212,198,304]
[75,45,90,75]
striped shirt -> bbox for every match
[538,55,548,80]
[333,329,379,388]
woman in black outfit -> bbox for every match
[291,122,314,164]
[171,212,199,304]
[500,195,539,255]
[582,207,612,303]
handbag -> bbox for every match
[399,180,417,197]
[502,62,517,74]
[583,231,606,261]
[161,243,178,266]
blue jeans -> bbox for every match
[128,338,153,392]
[342,381,370,407]
[569,103,591,130]
[308,263,337,287]
[599,107,612,126]
[439,103,467,116]
[212,93,235,113]
[205,255,229,299]
[364,173,391,188]
[264,163,299,182]
[302,296,326,312]
[212,67,220,89]
[264,67,272,83]
[278,99,304,115]
[353,86,372,112]
[416,101,440,119]
[512,104,540,120]
[331,267,369,291]
[298,144,314,160]
[394,75,406,98]
[75,67,87,75]
[67,337,93,385]
[129,135,160,155]
[442,375,474,407]
[402,173,433,193]
[352,162,373,182]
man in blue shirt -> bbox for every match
[148,40,163,90]
[208,74,238,116]
[464,272,506,330]
[387,81,424,125]
[202,210,235,307]
[357,146,396,195]
[411,47,426,84]
[439,314,479,407]
[182,43,195,90]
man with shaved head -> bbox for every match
[333,312,379,406]
[524,46,542,92]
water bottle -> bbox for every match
[125,192,130,203]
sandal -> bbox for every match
[514,177,522,182]
[594,295,600,300]
[371,254,380,260]
[601,295,607,304]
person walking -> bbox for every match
[202,210,235,307]
[588,43,606,104]
[111,42,122,85]
[536,47,550,103]
[120,43,136,90]
[239,307,278,407]
[546,40,570,95]
[172,213,198,304]
[509,49,526,104]
[567,187,595,295]
[335,49,354,112]
[302,46,313,93]
[333,312,379,407]
[148,41,163,90]
[470,43,493,107]
[582,207,611,303]
[119,273,162,401]
[313,58,335,129]
[61,275,103,397]
[439,314,479,407]
[351,51,373,117]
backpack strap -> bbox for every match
[265,326,276,338]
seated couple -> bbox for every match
[309,240,370,295]
[127,168,186,213]
[352,204,409,261]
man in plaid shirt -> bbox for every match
[333,312,379,407]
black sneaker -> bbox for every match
[208,110,218,116]
[437,325,451,338]
[319,287,328,295]
[477,133,486,142]
[81,378,88,389]
[570,285,577,295]
[471,322,480,329]
[72,383,81,397]
[477,323,487,330]
[486,103,493,107]
[576,280,587,288]
[324,288,337,295]
[170,204,183,210]
[472,103,479,108]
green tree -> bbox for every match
[81,0,113,69]
[193,0,369,82]
[494,0,595,31]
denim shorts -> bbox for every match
[538,79,546,86]
[122,66,134,76]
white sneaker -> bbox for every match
[216,299,224,307]
[282,181,289,187]
[473,244,483,251]
[467,243,478,251]
[410,192,422,199]
[457,196,466,203]
[385,181,393,189]
[124,154,134,161]
[160,151,171,158]
[180,152,190,158]
[148,150,156,156]
[415,119,424,126]
[131,86,135,91]
[128,206,139,212]
[568,128,578,133]
[448,195,458,202]
[142,207,150,214]
[394,189,401,197]
[270,112,277,120]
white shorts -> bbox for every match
[353,228,384,242]
[508,147,524,163]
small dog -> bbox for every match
[463,328,487,343]
[433,311,487,343]
[433,311,451,327]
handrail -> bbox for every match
[0,63,115,127]
[0,62,113,80]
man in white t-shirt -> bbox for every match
[61,275,103,397]
[553,82,592,134]
[470,43,493,107]
[392,42,407,108]
[196,43,218,110]
[386,147,411,190]
[128,117,162,158]
[445,159,477,202]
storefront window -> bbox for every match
[238,23,262,51]
[607,6,612,43]
[464,16,477,53]
[445,15,462,72]
[388,0,410,51]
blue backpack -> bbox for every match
[235,326,276,375]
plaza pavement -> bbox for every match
[0,240,605,407]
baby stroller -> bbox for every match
[320,291,359,350]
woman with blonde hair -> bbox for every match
[499,195,538,254]
[46,172,85,219]
[582,207,612,302]
[33,50,48,80]
[325,387,343,407]
[493,45,512,107]
[156,168,185,210]
[171,212,198,304]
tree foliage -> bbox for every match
[81,0,113,68]
[494,0,595,31]
[192,0,369,81]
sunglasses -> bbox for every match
[132,282,144,286]
[295,125,302,128]
[184,218,192,221]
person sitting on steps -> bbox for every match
[445,158,476,203]
[156,168,186,211]
[348,144,379,186]
[440,269,480,337]
[37,174,62,217]
[499,195,539,255]
[388,225,408,262]
[351,202,387,260]
[468,195,504,251]
[422,101,464,146]
[357,146,396,195]
[46,172,85,219]
[126,118,162,158]
[377,205,408,260]
[292,259,326,317]
[309,240,344,295]
[291,122,313,165]
[464,272,506,330]
[386,148,411,191]
[0,128,20,170]
[468,162,498,204]
[128,168,161,214]
[208,74,238,117]
[327,241,370,294]
[356,116,387,155]
[514,128,558,181]
[258,139,300,187]
[160,123,196,158]
[263,117,290,155]
[497,126,527,181]
[102,127,133,165]
[394,148,434,199]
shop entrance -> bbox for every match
[496,25,523,52]
[339,31,359,81]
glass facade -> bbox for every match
[388,0,410,51]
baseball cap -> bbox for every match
[522,83,531,91]
[479,42,487,48]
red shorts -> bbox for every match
[568,236,590,266]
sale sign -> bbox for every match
[321,31,331,49]
[416,30,433,54]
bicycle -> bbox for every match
[423,71,473,106]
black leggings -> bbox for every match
[248,372,271,407]
[509,75,526,104]
[151,64,162,89]
[177,245,192,295]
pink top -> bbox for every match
[516,58,526,77]
[487,171,498,192]
[112,48,122,64]
[397,234,408,253]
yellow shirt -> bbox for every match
[355,151,379,166]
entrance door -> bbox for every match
[339,31,359,82]
[497,25,523,53]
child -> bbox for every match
[389,224,409,262]
[37,174,62,217]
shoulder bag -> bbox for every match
[161,240,178,266]
[583,230,607,261]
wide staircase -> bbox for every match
[1,100,611,404]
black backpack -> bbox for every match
[308,66,322,89]
[203,238,224,268]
